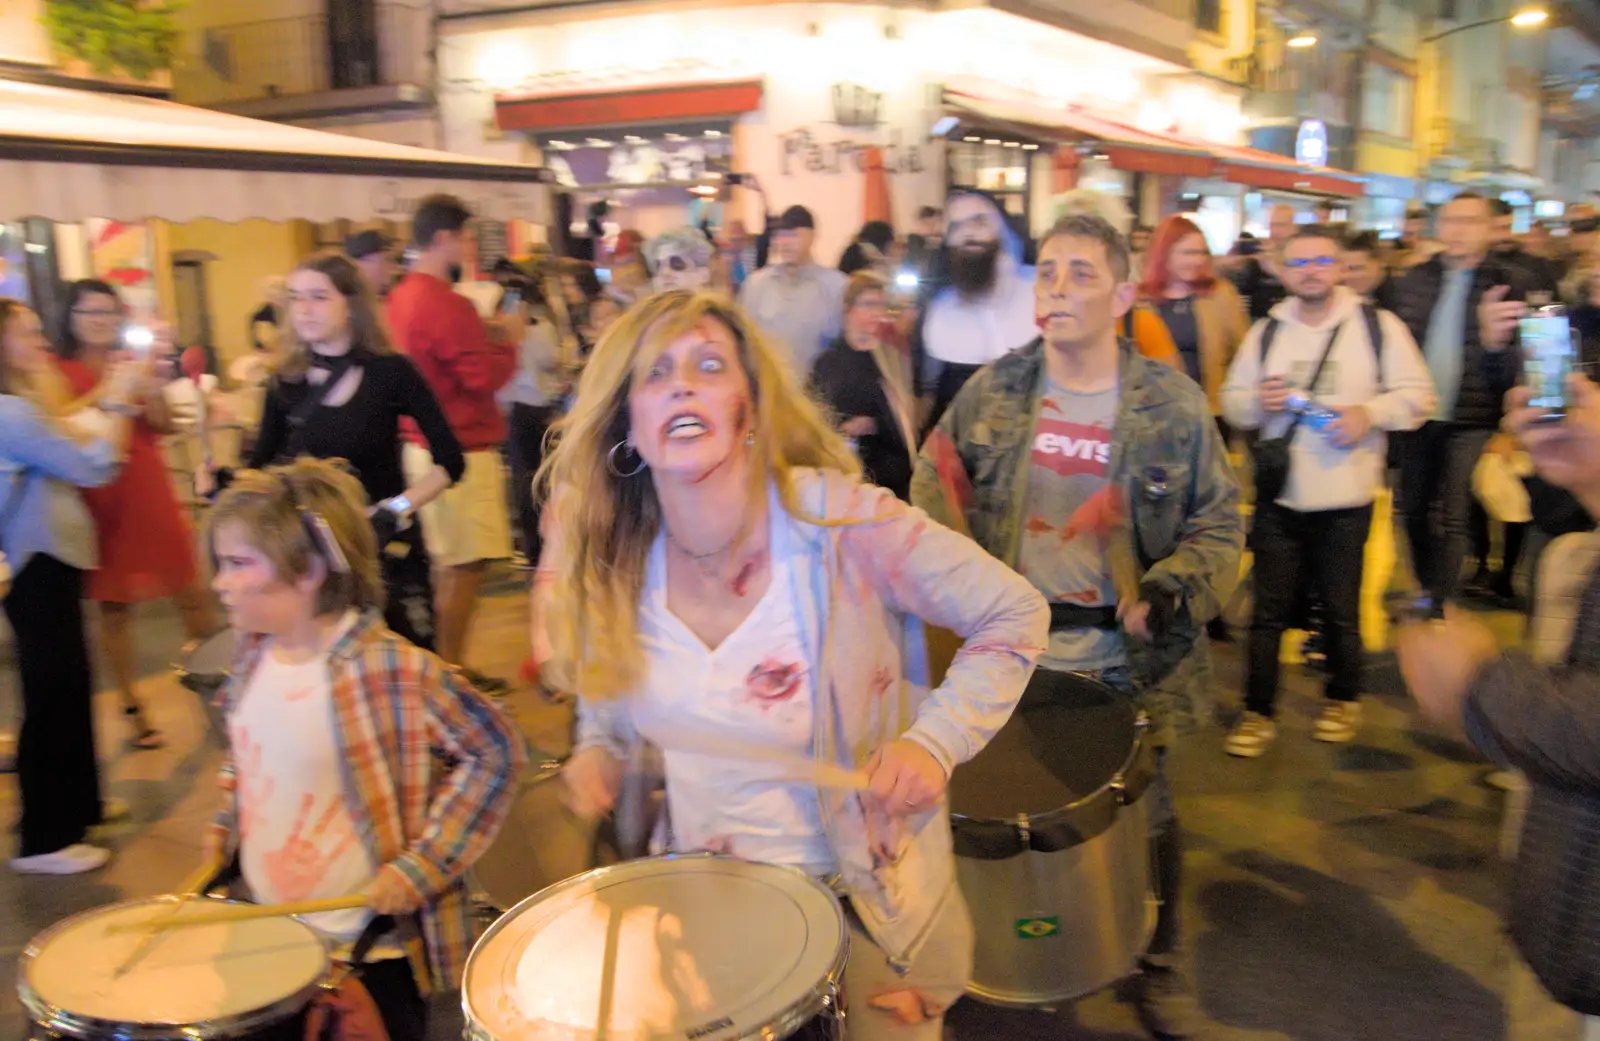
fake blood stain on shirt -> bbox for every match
[746,659,805,706]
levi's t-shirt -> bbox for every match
[1017,380,1126,671]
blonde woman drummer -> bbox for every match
[537,291,1049,1039]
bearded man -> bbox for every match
[912,190,1038,428]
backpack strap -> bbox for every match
[1257,316,1280,366]
[1362,303,1385,386]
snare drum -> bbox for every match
[20,898,328,1041]
[464,855,847,1041]
[173,629,238,747]
[469,749,590,913]
[949,670,1157,1007]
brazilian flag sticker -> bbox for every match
[1014,916,1060,939]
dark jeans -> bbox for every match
[508,402,560,564]
[1400,421,1494,609]
[1246,501,1373,716]
[4,555,103,856]
[1468,499,1527,590]
[381,522,434,651]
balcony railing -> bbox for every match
[173,4,430,107]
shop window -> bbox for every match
[946,139,1031,228]
[1362,64,1413,140]
[1195,0,1222,34]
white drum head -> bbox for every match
[21,899,328,1038]
[465,855,846,1041]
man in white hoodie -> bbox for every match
[1221,226,1436,755]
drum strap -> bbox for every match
[1048,603,1119,631]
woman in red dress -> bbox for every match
[53,280,220,749]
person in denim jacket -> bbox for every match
[912,214,1244,1040]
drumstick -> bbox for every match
[111,861,224,977]
[649,730,872,791]
[107,895,368,934]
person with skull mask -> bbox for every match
[911,190,1038,429]
[646,228,714,294]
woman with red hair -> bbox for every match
[1140,215,1249,416]
[1142,215,1248,642]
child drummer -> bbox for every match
[197,458,526,1041]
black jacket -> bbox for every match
[811,339,912,501]
[1391,255,1538,428]
[1228,257,1286,322]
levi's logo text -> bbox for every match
[1031,418,1111,478]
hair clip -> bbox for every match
[299,507,351,574]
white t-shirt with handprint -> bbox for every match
[229,615,379,944]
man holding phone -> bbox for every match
[1392,191,1539,618]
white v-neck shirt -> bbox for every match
[630,493,836,872]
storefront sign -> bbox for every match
[831,83,884,129]
[543,135,733,206]
[1294,119,1328,167]
[476,220,510,266]
[778,127,925,176]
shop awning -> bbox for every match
[1209,142,1365,197]
[942,87,1216,177]
[942,80,1364,196]
[0,79,550,224]
[495,73,764,133]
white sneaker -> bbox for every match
[1225,711,1278,758]
[1314,701,1362,743]
[11,843,112,875]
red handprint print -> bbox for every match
[260,793,359,902]
[232,730,273,842]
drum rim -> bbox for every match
[19,897,331,1041]
[463,852,849,1041]
[948,674,1153,838]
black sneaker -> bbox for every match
[1131,958,1202,1040]
[461,668,510,695]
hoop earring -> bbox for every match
[745,431,756,447]
[607,440,647,478]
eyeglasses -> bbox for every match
[72,309,122,319]
[1285,256,1337,269]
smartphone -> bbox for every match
[122,324,154,357]
[1519,304,1577,420]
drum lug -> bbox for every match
[824,977,846,1041]
[1016,812,1031,848]
[1134,711,1152,731]
[1110,778,1129,805]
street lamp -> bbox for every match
[1423,5,1549,165]
[1421,6,1548,44]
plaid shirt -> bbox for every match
[209,611,526,991]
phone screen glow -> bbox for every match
[1519,314,1575,411]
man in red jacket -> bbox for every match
[388,193,518,692]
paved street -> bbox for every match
[0,566,1581,1041]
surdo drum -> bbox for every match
[19,898,328,1041]
[464,855,847,1041]
[949,670,1158,1006]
